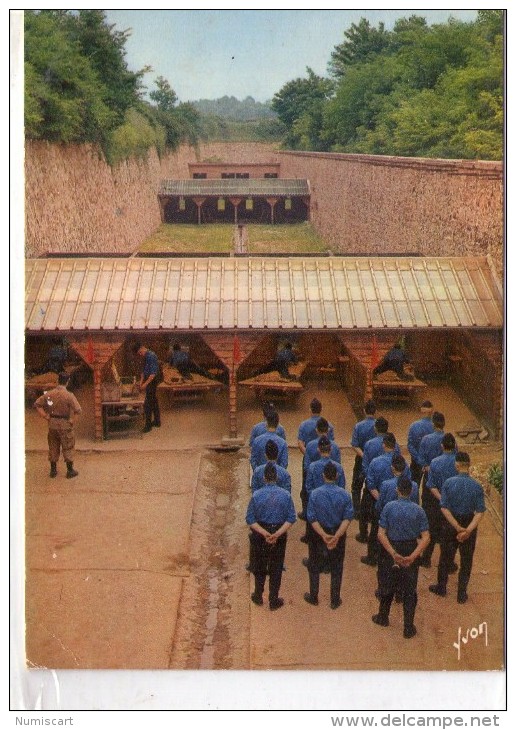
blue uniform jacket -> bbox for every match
[379,498,429,542]
[376,477,419,515]
[306,456,346,494]
[366,452,410,494]
[246,484,297,526]
[143,350,159,380]
[307,483,354,529]
[298,416,335,447]
[251,463,291,493]
[250,432,288,471]
[426,452,457,491]
[303,437,341,469]
[407,417,434,464]
[418,431,445,468]
[249,421,287,446]
[440,475,486,516]
[351,417,377,450]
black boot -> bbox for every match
[66,461,78,479]
[49,462,57,478]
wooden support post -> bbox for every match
[266,197,278,225]
[93,363,104,441]
[229,197,243,225]
[229,370,238,439]
[192,197,206,225]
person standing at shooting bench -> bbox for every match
[34,371,82,478]
[133,342,161,433]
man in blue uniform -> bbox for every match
[251,440,291,493]
[255,341,298,379]
[361,433,406,567]
[133,342,161,433]
[407,400,434,484]
[373,477,430,639]
[350,400,378,531]
[429,452,486,604]
[418,411,446,476]
[304,462,354,610]
[249,403,286,446]
[297,398,335,520]
[372,343,413,381]
[304,417,341,470]
[375,456,419,518]
[305,436,346,495]
[246,463,297,610]
[420,432,457,568]
[168,342,211,380]
[250,410,288,471]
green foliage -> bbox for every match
[274,12,503,160]
[149,76,178,112]
[192,96,277,121]
[487,463,503,495]
[272,68,334,149]
[105,108,166,165]
[24,9,146,153]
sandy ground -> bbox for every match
[23,379,504,673]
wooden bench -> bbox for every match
[239,361,306,400]
[158,364,222,402]
[372,375,427,404]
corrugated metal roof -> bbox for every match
[158,179,310,197]
[25,256,503,332]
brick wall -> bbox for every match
[279,151,503,276]
[25,142,503,277]
[24,141,280,257]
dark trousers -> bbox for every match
[176,361,210,380]
[359,488,375,541]
[421,480,443,563]
[249,525,287,604]
[255,360,292,379]
[377,539,419,629]
[144,380,161,427]
[307,524,346,604]
[410,459,423,487]
[300,467,307,519]
[351,455,364,518]
[366,504,380,561]
[436,514,477,595]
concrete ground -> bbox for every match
[23,379,504,672]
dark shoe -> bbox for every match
[269,598,284,611]
[361,556,377,567]
[330,598,342,610]
[372,614,389,627]
[395,593,403,604]
[251,592,263,606]
[404,625,417,639]
[152,422,161,428]
[300,535,308,544]
[355,534,368,544]
[49,463,57,478]
[457,591,468,604]
[297,511,306,521]
[302,558,309,568]
[429,584,447,597]
[304,592,318,606]
[142,425,152,433]
[322,565,331,574]
[449,562,459,574]
[420,557,431,568]
[65,462,78,479]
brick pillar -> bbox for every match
[229,370,238,438]
[93,363,104,441]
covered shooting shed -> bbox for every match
[25,255,503,441]
[158,178,310,224]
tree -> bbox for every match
[328,18,391,77]
[149,76,178,112]
[271,68,333,148]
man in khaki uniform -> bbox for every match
[34,371,82,478]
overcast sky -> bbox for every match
[104,8,480,103]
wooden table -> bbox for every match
[102,397,145,440]
[25,364,85,403]
[372,376,427,404]
[158,366,222,403]
[239,361,306,400]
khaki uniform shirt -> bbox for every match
[34,385,82,420]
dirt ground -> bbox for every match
[23,379,504,674]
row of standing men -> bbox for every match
[244,397,486,640]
